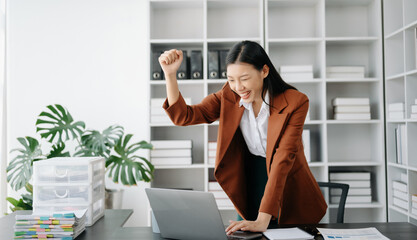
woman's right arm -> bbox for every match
[159,49,183,106]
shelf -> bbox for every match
[207,79,227,84]
[207,38,261,43]
[325,37,379,43]
[386,73,405,81]
[268,38,322,44]
[325,78,379,83]
[150,39,204,44]
[286,78,323,84]
[329,202,384,209]
[150,80,204,85]
[308,162,326,167]
[327,162,382,167]
[304,120,324,125]
[326,120,382,124]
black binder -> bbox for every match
[151,51,162,80]
[208,50,219,79]
[177,50,188,80]
[219,50,228,79]
[190,50,203,79]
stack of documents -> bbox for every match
[14,209,86,239]
[150,98,191,124]
[388,102,405,120]
[332,98,371,120]
[278,65,313,81]
[317,227,389,240]
[330,172,372,204]
[326,66,365,78]
[392,177,408,211]
[209,181,233,208]
[208,142,217,165]
[411,99,417,119]
[150,140,192,166]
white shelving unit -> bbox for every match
[383,0,417,226]
[148,0,386,224]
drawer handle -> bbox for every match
[54,189,69,198]
[55,169,68,178]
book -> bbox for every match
[151,140,192,149]
[280,72,314,80]
[388,102,405,112]
[400,124,407,165]
[151,149,192,158]
[412,194,417,203]
[334,113,371,120]
[334,105,370,113]
[393,197,408,210]
[331,180,370,188]
[411,105,417,113]
[395,126,402,164]
[329,172,371,181]
[393,189,408,201]
[279,65,313,73]
[331,195,372,204]
[326,66,365,73]
[151,157,192,165]
[389,111,404,119]
[332,98,370,106]
[302,129,310,163]
[392,181,407,192]
[331,187,371,196]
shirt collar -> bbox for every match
[239,91,270,112]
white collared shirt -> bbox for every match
[239,92,270,158]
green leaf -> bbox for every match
[106,134,154,186]
[47,143,70,158]
[76,125,123,157]
[7,137,44,191]
[36,104,85,144]
[6,197,19,207]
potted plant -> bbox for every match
[6,104,154,211]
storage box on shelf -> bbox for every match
[33,157,105,226]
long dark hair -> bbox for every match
[226,40,296,108]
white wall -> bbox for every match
[7,0,150,226]
[0,0,6,215]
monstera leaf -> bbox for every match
[6,137,44,191]
[36,104,85,144]
[75,125,124,158]
[47,142,70,159]
[6,183,33,212]
[106,134,154,185]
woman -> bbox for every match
[158,41,327,235]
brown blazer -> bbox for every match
[163,83,327,224]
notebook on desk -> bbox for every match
[145,188,263,240]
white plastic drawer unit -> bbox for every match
[34,180,104,205]
[33,157,105,184]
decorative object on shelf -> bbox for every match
[388,102,405,120]
[330,172,372,204]
[6,104,154,211]
[332,98,371,120]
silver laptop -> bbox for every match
[145,188,263,240]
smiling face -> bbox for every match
[227,62,269,104]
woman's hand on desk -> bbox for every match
[225,212,271,235]
[159,49,183,78]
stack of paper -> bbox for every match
[388,102,405,120]
[317,227,389,240]
[302,129,311,163]
[410,99,417,119]
[326,66,365,78]
[412,194,417,216]
[392,178,408,211]
[14,210,86,240]
[263,227,313,240]
[394,124,407,165]
[332,98,371,120]
[150,98,191,124]
[330,172,372,204]
[278,65,313,81]
[209,181,233,208]
[208,142,217,165]
[150,140,192,166]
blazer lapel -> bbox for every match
[266,92,289,173]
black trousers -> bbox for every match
[237,154,278,227]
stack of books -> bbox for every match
[302,129,311,163]
[388,102,405,120]
[14,210,86,239]
[412,194,417,216]
[392,177,408,211]
[208,142,217,165]
[332,98,371,120]
[278,65,313,81]
[209,181,233,208]
[150,140,192,166]
[394,124,407,165]
[326,66,365,78]
[330,172,372,204]
[411,99,417,119]
[150,98,191,124]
